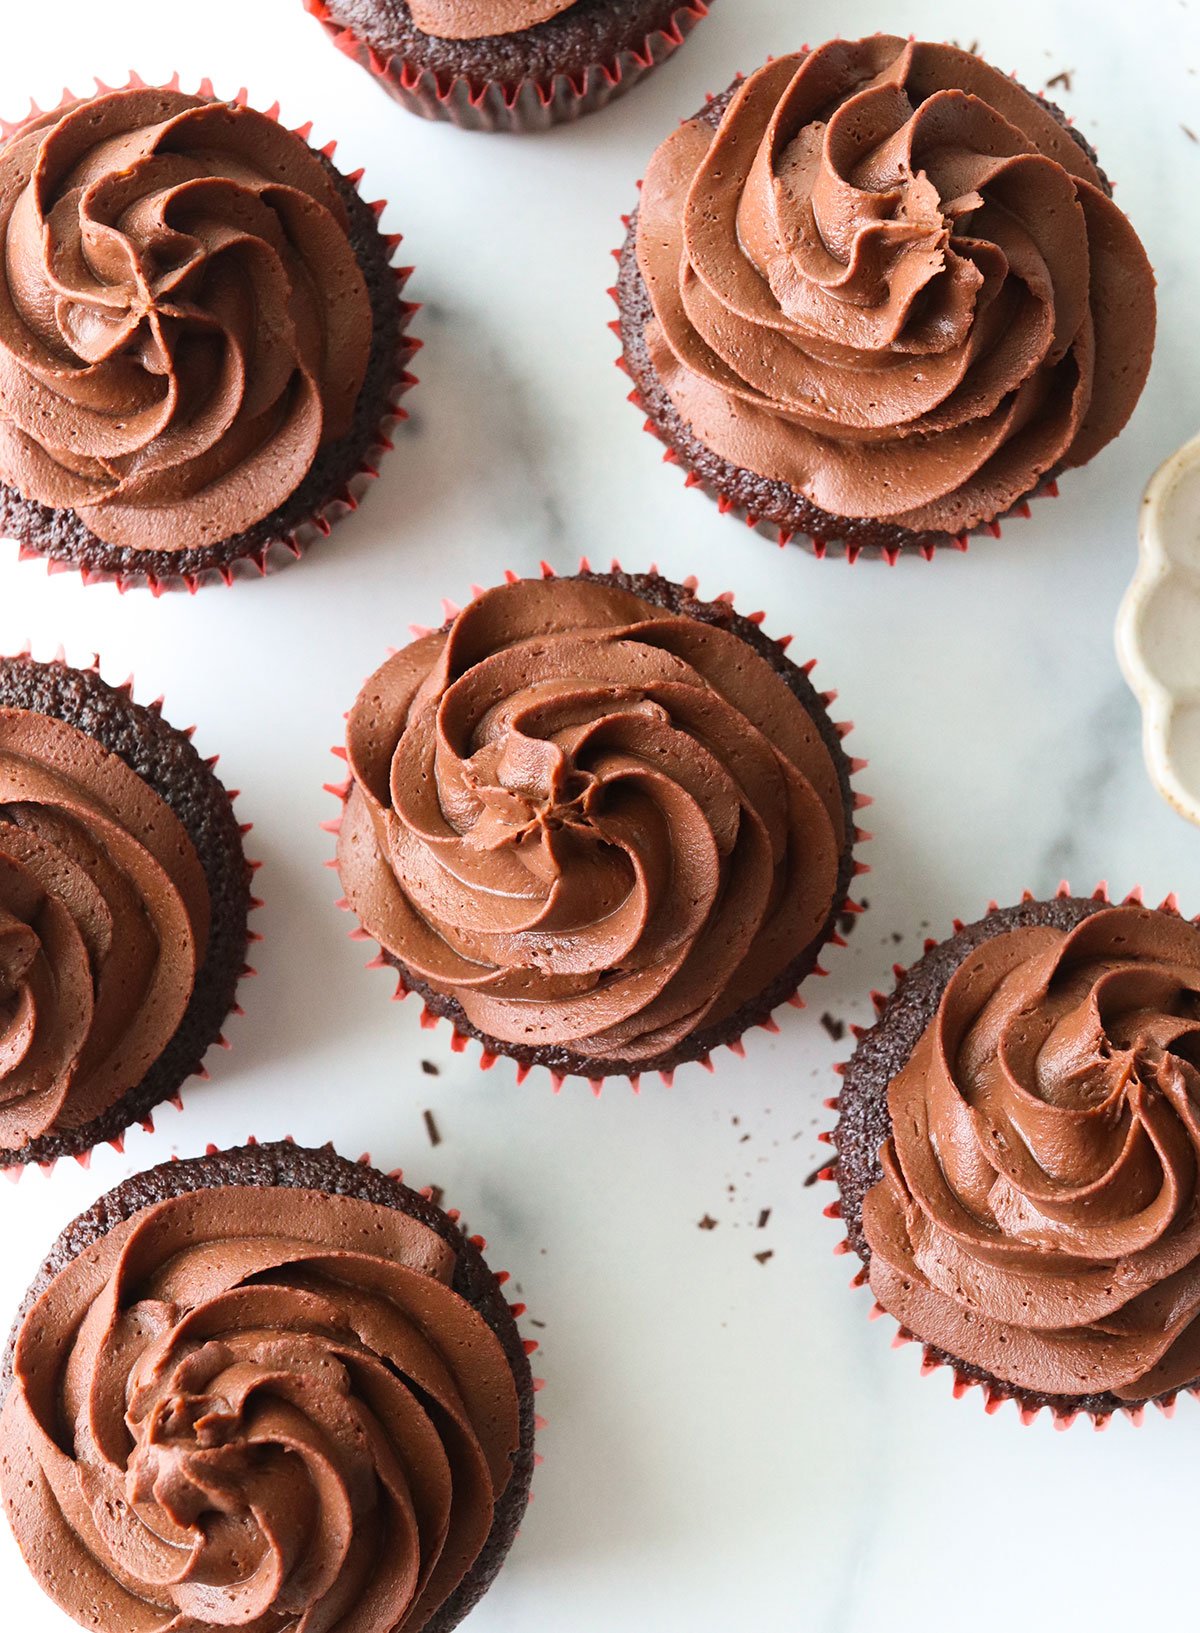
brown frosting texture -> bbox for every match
[0,708,207,1149]
[0,87,372,553]
[863,907,1200,1401]
[408,0,576,39]
[337,577,845,1067]
[636,37,1156,535]
[0,1185,520,1632]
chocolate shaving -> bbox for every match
[837,902,863,937]
[698,1214,718,1231]
[820,1012,846,1042]
[754,1250,774,1266]
[1046,69,1074,92]
[1185,125,1199,144]
[422,1110,442,1147]
[426,1184,445,1210]
[757,1208,772,1229]
[421,1060,440,1076]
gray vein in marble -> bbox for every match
[416,297,569,563]
[1037,680,1140,882]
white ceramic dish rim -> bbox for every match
[1116,430,1200,827]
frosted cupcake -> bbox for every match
[0,1140,536,1629]
[305,0,710,132]
[618,36,1156,560]
[333,568,864,1084]
[0,652,251,1168]
[832,890,1200,1423]
[0,81,413,589]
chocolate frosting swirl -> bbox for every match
[337,576,846,1068]
[0,87,372,553]
[863,907,1200,1401]
[636,37,1156,535]
[408,0,576,39]
[0,1184,520,1631]
[0,707,207,1148]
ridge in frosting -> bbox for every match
[408,0,577,39]
[635,36,1156,535]
[0,1182,521,1632]
[337,576,847,1068]
[863,905,1200,1401]
[0,87,372,553]
[0,706,208,1149]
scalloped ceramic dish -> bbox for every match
[1117,433,1200,827]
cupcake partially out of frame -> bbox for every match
[0,1139,536,1633]
[617,35,1157,561]
[333,568,863,1085]
[0,652,252,1168]
[832,888,1200,1424]
[0,79,414,592]
[304,0,710,133]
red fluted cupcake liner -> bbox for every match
[0,75,419,595]
[324,556,872,1094]
[303,0,709,133]
[0,646,263,1180]
[820,879,1197,1428]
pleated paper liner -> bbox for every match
[303,0,709,133]
[197,1135,547,1483]
[819,880,1195,1429]
[325,556,872,1093]
[0,647,263,1178]
[0,74,419,595]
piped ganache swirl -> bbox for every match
[0,1181,522,1632]
[0,708,207,1150]
[0,88,372,553]
[337,575,849,1070]
[407,0,577,38]
[863,908,1200,1402]
[635,37,1156,537]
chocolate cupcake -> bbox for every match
[0,1139,536,1632]
[332,567,864,1086]
[617,36,1157,561]
[0,79,415,591]
[0,652,253,1168]
[831,888,1200,1425]
[304,0,709,132]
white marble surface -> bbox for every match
[0,2,1198,1629]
